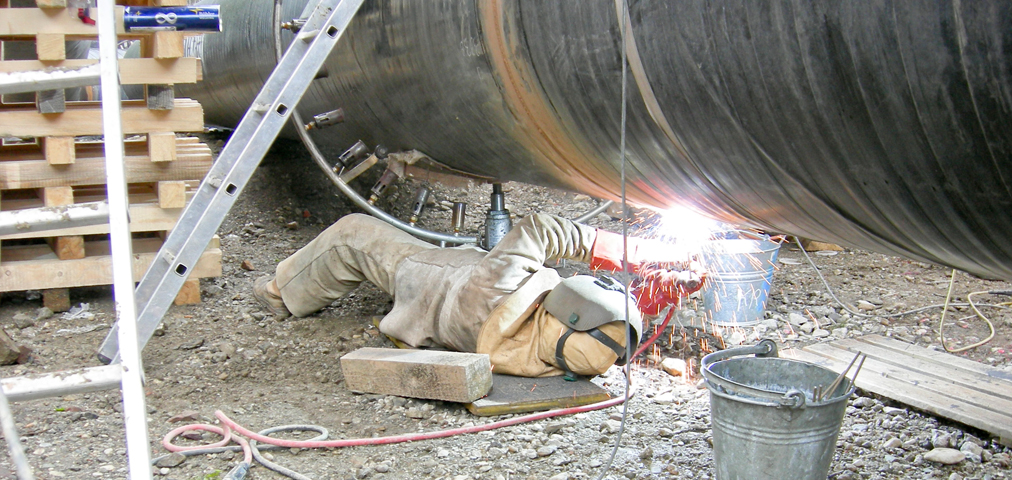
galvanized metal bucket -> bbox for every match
[700,235,781,326]
[702,340,854,480]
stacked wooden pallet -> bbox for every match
[0,0,221,311]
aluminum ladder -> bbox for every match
[98,0,366,363]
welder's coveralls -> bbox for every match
[274,213,624,377]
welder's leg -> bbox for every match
[274,213,435,317]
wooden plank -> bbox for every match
[0,141,211,189]
[42,185,73,207]
[156,180,185,209]
[0,99,204,137]
[42,288,70,312]
[0,7,126,37]
[0,237,221,291]
[794,337,1012,446]
[146,132,177,162]
[42,136,75,165]
[0,58,200,85]
[341,348,493,403]
[35,0,68,8]
[35,33,65,61]
[41,186,85,260]
[830,336,1012,400]
[173,278,201,305]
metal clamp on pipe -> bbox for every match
[305,108,344,131]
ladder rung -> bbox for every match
[0,64,102,96]
[1,365,123,403]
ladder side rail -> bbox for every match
[96,1,153,478]
[97,0,366,363]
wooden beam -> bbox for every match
[0,237,221,291]
[35,0,68,8]
[42,136,75,165]
[42,288,70,312]
[0,7,125,37]
[41,186,85,260]
[0,99,204,137]
[143,31,185,59]
[0,58,201,85]
[147,132,177,162]
[173,278,201,305]
[35,33,66,61]
[341,348,493,403]
[156,180,186,209]
[0,139,211,189]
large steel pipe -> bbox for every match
[179,0,1012,280]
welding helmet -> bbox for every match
[543,275,643,376]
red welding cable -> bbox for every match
[633,304,678,360]
[214,392,628,449]
[163,423,252,465]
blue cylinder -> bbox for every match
[123,6,221,33]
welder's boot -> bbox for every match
[253,276,291,319]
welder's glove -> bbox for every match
[632,264,705,316]
[590,230,691,274]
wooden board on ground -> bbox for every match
[341,347,492,403]
[791,334,1012,446]
[466,374,612,417]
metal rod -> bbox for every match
[0,388,34,480]
[97,1,153,477]
[573,200,614,224]
[1,365,123,403]
[0,201,110,237]
[817,352,864,403]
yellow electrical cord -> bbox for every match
[938,269,997,353]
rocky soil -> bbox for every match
[0,136,1011,479]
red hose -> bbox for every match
[214,392,627,449]
[163,423,253,464]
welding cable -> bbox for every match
[936,269,999,353]
[794,237,1008,319]
[248,425,328,480]
[595,2,634,479]
[162,423,253,465]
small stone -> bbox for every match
[406,407,428,419]
[832,327,849,338]
[548,473,570,480]
[882,437,903,450]
[991,452,1011,468]
[924,448,965,465]
[154,453,186,468]
[374,463,390,473]
[167,411,200,423]
[219,342,237,358]
[13,313,34,329]
[600,420,622,434]
[761,319,779,330]
[241,260,256,271]
[856,300,877,311]
[537,446,557,457]
[788,313,808,326]
[658,428,674,438]
[948,473,963,480]
[851,397,874,408]
[523,449,538,460]
[544,422,566,435]
[799,323,815,334]
[661,358,687,377]
[285,221,300,230]
[960,442,983,462]
[812,329,831,338]
[640,447,653,460]
[178,338,204,350]
[883,407,907,416]
[35,307,54,321]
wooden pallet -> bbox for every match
[0,0,217,310]
[791,335,1012,447]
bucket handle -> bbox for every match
[701,340,809,409]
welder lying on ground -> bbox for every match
[253,212,703,378]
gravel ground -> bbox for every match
[0,136,1011,479]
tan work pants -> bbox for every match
[274,214,435,317]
